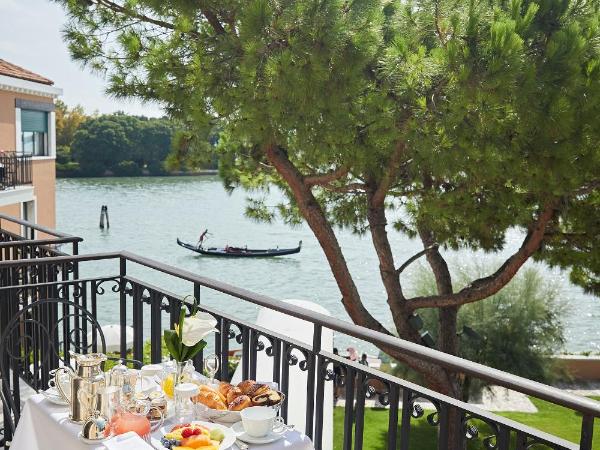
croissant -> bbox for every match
[226,386,244,404]
[218,382,233,398]
[228,395,252,411]
[237,380,256,395]
[199,384,227,404]
[194,390,227,410]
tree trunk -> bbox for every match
[418,227,464,448]
[266,145,465,447]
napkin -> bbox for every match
[104,432,155,450]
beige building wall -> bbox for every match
[0,203,22,234]
[32,158,56,228]
[0,87,57,232]
[0,90,50,151]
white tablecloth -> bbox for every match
[11,394,314,450]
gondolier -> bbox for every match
[197,229,209,248]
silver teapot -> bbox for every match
[55,352,107,423]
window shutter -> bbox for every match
[21,110,48,132]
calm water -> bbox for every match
[56,177,599,354]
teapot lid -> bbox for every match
[72,352,108,366]
[110,359,129,375]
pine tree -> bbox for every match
[57,1,600,440]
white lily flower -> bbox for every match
[181,312,218,346]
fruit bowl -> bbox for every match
[156,421,236,450]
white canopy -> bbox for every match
[87,324,134,352]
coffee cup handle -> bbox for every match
[273,416,285,431]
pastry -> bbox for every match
[199,384,226,404]
[218,382,233,398]
[226,386,244,404]
[247,383,270,397]
[194,390,227,410]
[251,390,282,407]
[237,380,256,395]
[228,394,252,411]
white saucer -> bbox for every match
[78,431,108,445]
[231,421,286,444]
[41,388,69,406]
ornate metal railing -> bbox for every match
[0,246,598,450]
[0,153,32,191]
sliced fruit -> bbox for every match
[180,434,212,449]
[181,428,195,438]
[208,429,225,442]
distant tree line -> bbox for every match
[55,101,217,177]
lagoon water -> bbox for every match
[56,176,599,354]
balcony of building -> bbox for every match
[0,154,32,192]
[0,214,598,450]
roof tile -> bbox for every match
[0,59,54,85]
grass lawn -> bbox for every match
[333,397,600,450]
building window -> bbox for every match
[20,109,48,156]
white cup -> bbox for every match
[240,406,285,438]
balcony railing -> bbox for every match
[0,216,599,450]
[0,153,32,191]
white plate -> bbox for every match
[157,420,236,450]
[230,421,286,444]
[41,388,69,406]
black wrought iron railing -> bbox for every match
[0,153,32,191]
[0,218,599,450]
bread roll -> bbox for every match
[228,395,252,411]
[237,380,256,395]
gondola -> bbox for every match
[176,238,302,257]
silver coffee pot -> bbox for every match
[55,352,107,423]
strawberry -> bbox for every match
[193,428,201,435]
[181,428,194,438]
[171,423,191,432]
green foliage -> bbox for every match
[407,263,566,390]
[113,160,142,176]
[70,113,174,176]
[56,0,600,293]
[55,100,86,148]
[333,397,600,450]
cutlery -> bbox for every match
[235,439,249,450]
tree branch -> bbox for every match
[395,245,439,276]
[93,0,225,36]
[304,165,350,187]
[408,200,559,310]
[371,143,407,206]
[322,183,367,194]
[264,144,388,335]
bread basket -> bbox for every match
[194,391,285,424]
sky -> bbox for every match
[0,0,164,117]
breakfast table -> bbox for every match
[10,394,314,450]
